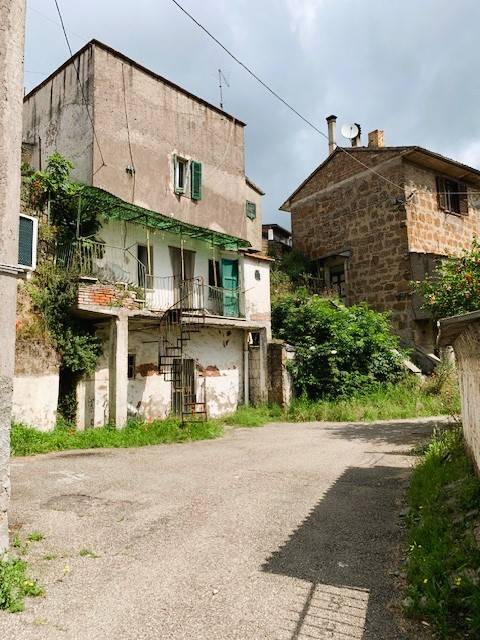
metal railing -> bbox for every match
[56,239,245,317]
[56,240,146,294]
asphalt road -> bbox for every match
[0,418,441,639]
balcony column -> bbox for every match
[109,312,128,428]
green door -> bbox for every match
[221,259,239,317]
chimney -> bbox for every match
[351,123,362,147]
[326,115,337,154]
[368,129,385,148]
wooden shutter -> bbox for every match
[436,176,446,211]
[191,161,202,201]
[18,215,35,267]
[459,182,469,215]
[246,201,256,220]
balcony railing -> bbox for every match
[56,239,244,318]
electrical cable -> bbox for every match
[170,0,405,194]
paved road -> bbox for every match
[0,418,442,639]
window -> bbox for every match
[208,259,221,289]
[137,244,154,289]
[18,214,38,269]
[174,155,189,194]
[127,354,136,380]
[246,201,257,220]
[436,176,468,215]
[191,161,202,201]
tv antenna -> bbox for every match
[218,68,229,110]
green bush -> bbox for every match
[413,237,480,318]
[272,291,405,399]
[0,555,43,612]
[404,428,480,638]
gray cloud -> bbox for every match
[24,0,480,226]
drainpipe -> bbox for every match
[243,331,249,406]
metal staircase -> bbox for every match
[158,278,207,423]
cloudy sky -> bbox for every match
[24,0,480,226]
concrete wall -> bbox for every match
[243,254,271,332]
[447,324,480,473]
[245,181,263,251]
[267,341,295,408]
[91,45,251,242]
[22,48,94,182]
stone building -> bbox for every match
[262,223,292,257]
[16,39,272,430]
[281,119,480,358]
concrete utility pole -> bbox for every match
[0,0,26,551]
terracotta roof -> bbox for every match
[280,145,480,211]
[24,39,246,127]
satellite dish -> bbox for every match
[341,123,360,140]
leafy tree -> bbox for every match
[272,291,404,399]
[412,238,480,319]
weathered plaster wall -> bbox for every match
[243,255,271,333]
[22,48,94,182]
[405,162,480,256]
[0,0,25,550]
[77,322,246,426]
[245,181,263,251]
[453,325,480,473]
[12,339,60,431]
[267,341,295,408]
[92,45,250,242]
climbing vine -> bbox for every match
[25,153,102,421]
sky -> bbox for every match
[24,0,480,227]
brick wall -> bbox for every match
[77,282,142,310]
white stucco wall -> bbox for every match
[243,255,271,333]
[12,374,59,431]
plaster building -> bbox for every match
[262,223,292,257]
[15,39,272,430]
[281,118,480,360]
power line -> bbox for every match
[52,0,106,168]
[28,5,87,42]
[170,0,405,194]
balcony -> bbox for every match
[56,239,244,318]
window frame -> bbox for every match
[246,200,257,220]
[174,155,189,195]
[436,175,468,216]
[18,213,38,270]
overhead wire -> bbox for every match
[170,0,405,194]
[52,0,106,169]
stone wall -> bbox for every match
[267,341,295,408]
[291,150,412,342]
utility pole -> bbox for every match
[0,0,26,551]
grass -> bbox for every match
[404,427,480,638]
[26,532,44,543]
[11,417,223,457]
[0,554,43,613]
[79,549,98,559]
[10,375,459,457]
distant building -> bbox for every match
[262,223,292,257]
[281,117,480,362]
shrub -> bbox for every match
[413,237,480,318]
[272,291,405,399]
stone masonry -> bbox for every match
[283,142,480,351]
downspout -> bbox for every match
[243,331,249,406]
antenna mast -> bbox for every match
[218,68,229,110]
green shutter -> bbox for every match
[18,215,34,267]
[246,201,256,220]
[191,161,202,201]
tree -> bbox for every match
[413,238,480,319]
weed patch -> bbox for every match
[404,427,480,638]
[0,555,43,613]
[11,417,223,457]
